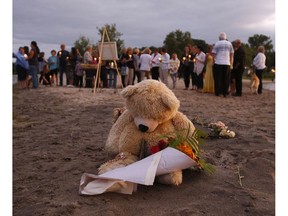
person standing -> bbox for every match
[252,45,266,94]
[193,45,206,91]
[139,47,152,82]
[119,48,128,87]
[133,48,141,84]
[180,45,195,90]
[159,47,170,86]
[150,48,161,80]
[203,45,214,93]
[126,47,135,86]
[27,41,40,89]
[13,47,29,89]
[231,39,246,96]
[48,50,59,86]
[212,32,234,97]
[83,45,95,88]
[57,43,70,86]
[169,53,180,89]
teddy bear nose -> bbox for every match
[139,124,149,132]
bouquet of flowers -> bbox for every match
[150,127,214,174]
[208,121,235,138]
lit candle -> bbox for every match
[182,57,186,61]
[111,62,114,68]
[94,57,97,61]
[66,57,69,60]
[158,57,162,62]
[193,58,196,63]
[24,54,28,59]
[188,55,191,58]
[129,54,132,59]
[271,69,275,73]
[59,51,62,56]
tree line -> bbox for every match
[74,23,275,71]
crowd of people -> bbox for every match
[13,32,267,96]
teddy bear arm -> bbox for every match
[172,112,195,136]
[105,111,133,156]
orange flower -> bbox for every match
[176,141,199,162]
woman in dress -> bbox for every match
[203,45,214,93]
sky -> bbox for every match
[12,0,275,55]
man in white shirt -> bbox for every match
[212,32,234,97]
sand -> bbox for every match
[13,79,275,216]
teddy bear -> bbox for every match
[98,79,196,186]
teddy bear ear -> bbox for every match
[121,85,136,98]
[161,93,180,110]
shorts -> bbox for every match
[50,68,58,75]
[16,65,28,81]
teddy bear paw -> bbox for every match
[170,170,183,186]
[156,170,183,186]
[98,152,138,175]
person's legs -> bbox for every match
[255,69,263,94]
[235,69,243,96]
[183,69,190,89]
[151,67,159,80]
[213,64,220,95]
[59,67,64,86]
[29,65,38,88]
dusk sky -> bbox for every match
[12,0,275,55]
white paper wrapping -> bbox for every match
[79,147,196,195]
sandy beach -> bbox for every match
[13,78,275,216]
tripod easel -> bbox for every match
[93,27,122,93]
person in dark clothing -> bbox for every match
[180,45,195,90]
[231,39,246,96]
[57,44,70,86]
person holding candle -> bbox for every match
[150,48,161,80]
[57,43,70,86]
[48,50,59,86]
[193,45,206,91]
[13,47,29,89]
[180,45,194,90]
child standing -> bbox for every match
[74,61,84,87]
[48,50,59,86]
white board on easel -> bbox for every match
[97,42,119,60]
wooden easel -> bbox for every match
[93,27,122,93]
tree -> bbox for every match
[248,34,275,69]
[163,29,208,57]
[96,23,124,55]
[73,35,91,56]
[163,29,193,57]
[248,34,274,52]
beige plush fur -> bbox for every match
[98,80,195,185]
[250,73,260,94]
